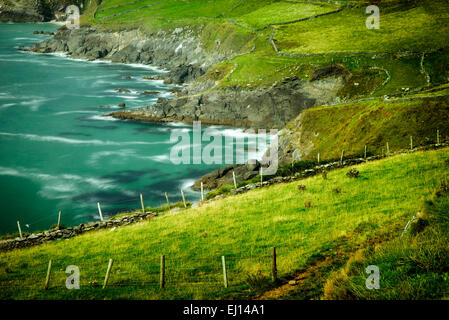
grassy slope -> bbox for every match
[79,0,449,97]
[1,148,448,299]
[275,1,449,54]
[286,94,449,161]
[323,176,449,300]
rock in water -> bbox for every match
[116,88,131,93]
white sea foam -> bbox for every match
[87,149,171,166]
[41,51,167,73]
[0,166,116,200]
[87,115,119,122]
[149,154,170,162]
[166,122,189,127]
[115,95,139,99]
[17,97,52,111]
[171,128,191,133]
[14,37,36,41]
[0,132,164,146]
[53,110,99,115]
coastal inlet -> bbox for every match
[0,23,256,234]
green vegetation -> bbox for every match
[234,2,337,29]
[2,0,448,301]
[112,201,191,219]
[324,176,449,299]
[78,0,449,95]
[286,94,449,160]
[1,148,448,299]
[275,1,449,54]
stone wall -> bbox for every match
[0,212,155,252]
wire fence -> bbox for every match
[0,252,274,291]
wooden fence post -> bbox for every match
[364,145,367,161]
[222,256,228,288]
[272,247,277,282]
[317,153,320,164]
[201,182,204,201]
[97,202,104,221]
[44,259,52,290]
[160,255,165,289]
[165,192,170,208]
[386,142,390,155]
[181,190,187,208]
[260,167,263,184]
[17,220,23,239]
[410,136,413,150]
[340,150,344,164]
[140,193,145,213]
[103,259,113,289]
[437,129,440,145]
[57,211,61,229]
[232,171,237,189]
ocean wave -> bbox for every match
[14,37,36,41]
[87,149,171,166]
[115,95,139,99]
[41,52,167,73]
[87,115,119,122]
[149,154,170,162]
[0,166,116,200]
[53,110,99,115]
[179,179,196,191]
[166,122,190,127]
[0,132,165,146]
[171,128,191,133]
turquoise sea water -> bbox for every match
[0,23,248,234]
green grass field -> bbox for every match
[324,174,449,299]
[286,94,449,161]
[1,148,448,299]
[77,0,449,96]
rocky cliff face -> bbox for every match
[30,25,228,83]
[0,0,78,22]
[111,68,348,129]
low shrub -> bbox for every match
[346,168,360,178]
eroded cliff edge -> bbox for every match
[29,25,349,129]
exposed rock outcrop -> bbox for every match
[110,72,348,129]
[29,25,228,84]
[0,0,78,22]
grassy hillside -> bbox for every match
[1,148,448,299]
[324,175,449,299]
[286,93,449,161]
[77,0,449,97]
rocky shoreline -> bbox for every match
[28,25,226,84]
[0,0,79,22]
[24,23,353,191]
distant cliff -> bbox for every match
[0,0,82,22]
